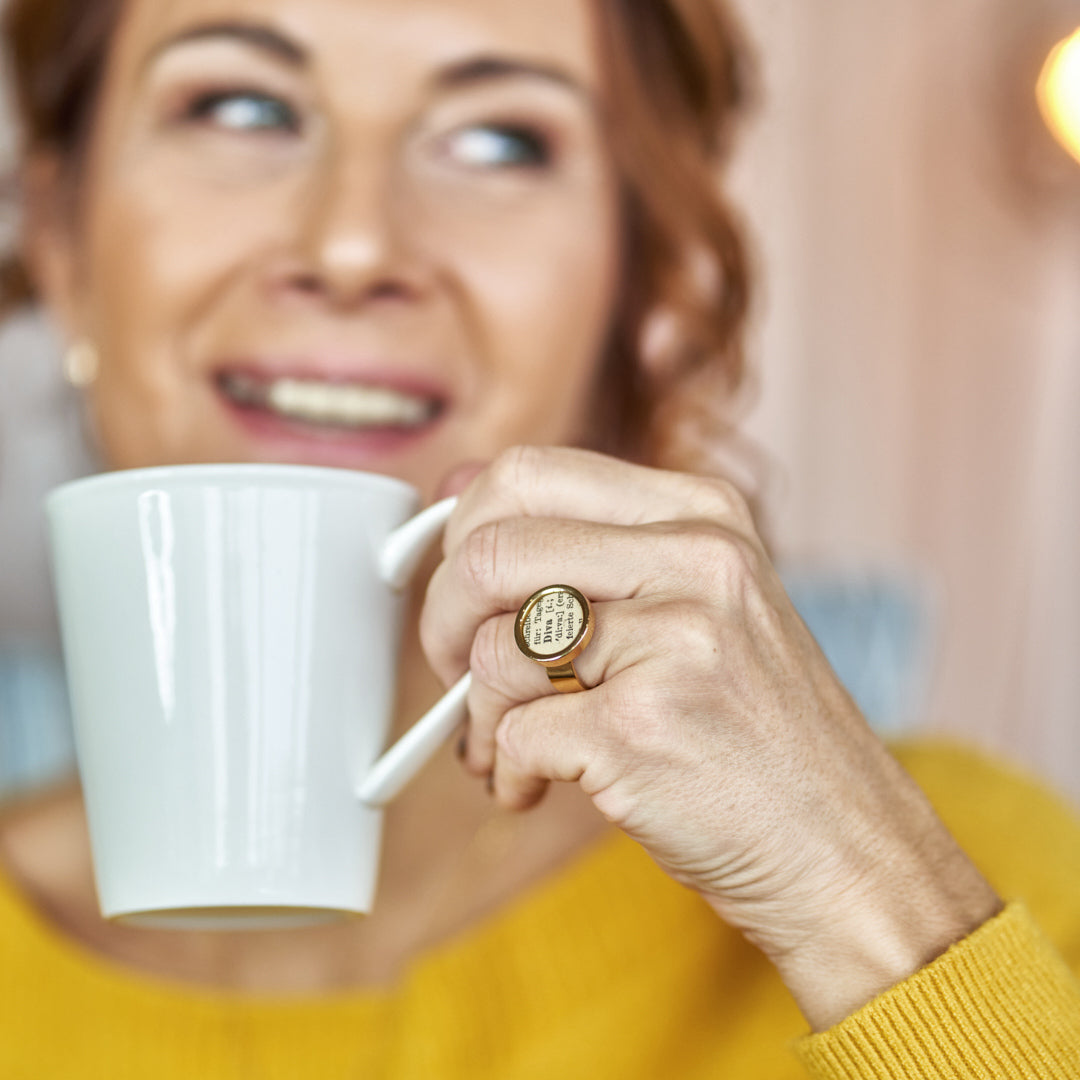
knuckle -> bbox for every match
[488,444,545,498]
[666,520,721,571]
[601,675,668,754]
[463,690,499,769]
[417,608,441,668]
[464,757,491,779]
[417,571,452,673]
[459,520,506,596]
[664,598,721,656]
[728,533,766,585]
[468,616,505,688]
[508,778,548,812]
[494,705,527,766]
[704,475,754,527]
[686,524,761,591]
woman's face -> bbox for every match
[37,0,622,499]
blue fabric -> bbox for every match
[0,573,934,798]
[782,571,935,735]
[0,644,77,794]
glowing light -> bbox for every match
[1038,28,1080,166]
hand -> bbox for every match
[421,445,1000,1029]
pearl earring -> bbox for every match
[63,340,100,388]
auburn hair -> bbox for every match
[0,0,756,475]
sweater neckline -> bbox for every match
[0,826,712,1018]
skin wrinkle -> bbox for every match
[440,433,994,1024]
[34,0,621,492]
[8,0,1005,1031]
[12,0,632,995]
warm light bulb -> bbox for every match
[1038,27,1080,165]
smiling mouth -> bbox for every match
[217,370,442,432]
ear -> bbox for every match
[20,152,88,340]
[638,306,682,381]
[639,244,722,382]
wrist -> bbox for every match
[752,845,1002,1032]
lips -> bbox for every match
[215,366,445,433]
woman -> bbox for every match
[0,0,1077,1075]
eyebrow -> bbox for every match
[145,24,591,105]
[432,55,592,105]
[145,21,308,71]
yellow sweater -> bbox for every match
[0,742,1078,1078]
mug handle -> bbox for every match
[356,497,472,807]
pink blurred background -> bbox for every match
[3,0,1080,801]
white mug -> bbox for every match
[47,464,470,929]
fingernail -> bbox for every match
[456,736,467,761]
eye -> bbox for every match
[444,123,551,169]
[185,90,300,135]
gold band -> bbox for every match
[546,660,587,694]
[514,584,593,694]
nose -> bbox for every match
[273,140,430,310]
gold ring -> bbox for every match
[514,584,594,693]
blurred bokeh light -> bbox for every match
[1038,27,1080,165]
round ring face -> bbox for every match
[515,585,593,664]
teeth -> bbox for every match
[221,374,434,429]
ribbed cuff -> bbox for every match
[794,902,1080,1079]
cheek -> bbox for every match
[426,182,622,437]
[496,217,620,439]
[86,155,276,356]
[80,157,291,463]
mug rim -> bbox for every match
[46,462,418,512]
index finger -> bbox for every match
[441,445,755,555]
